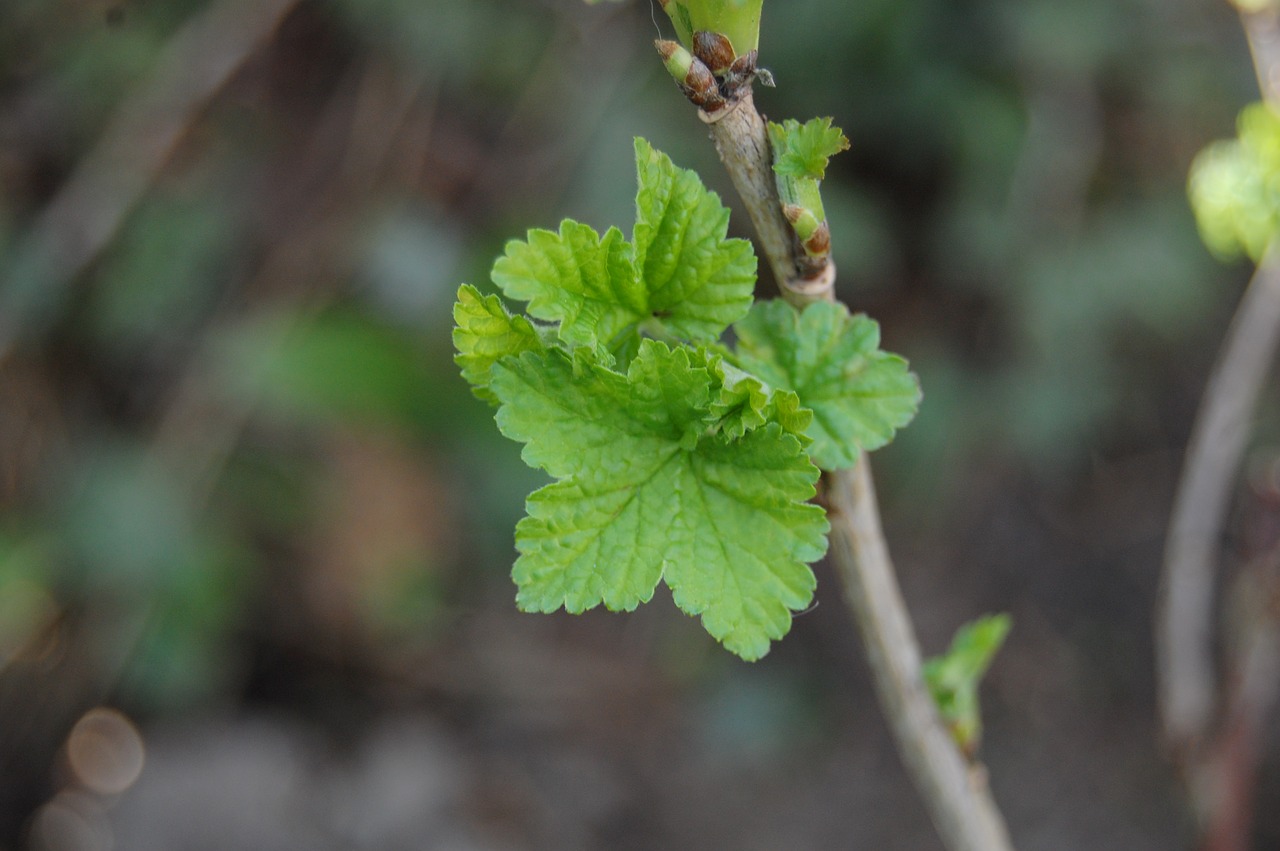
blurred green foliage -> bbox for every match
[1189,101,1280,261]
[0,0,1259,720]
[924,613,1011,754]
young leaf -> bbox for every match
[489,140,755,354]
[490,221,643,350]
[1188,102,1280,262]
[632,138,756,342]
[452,284,545,404]
[732,300,920,470]
[490,340,829,660]
[769,117,850,181]
[707,354,811,441]
[923,614,1011,756]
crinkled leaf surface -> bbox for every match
[490,221,641,349]
[452,284,544,403]
[769,117,850,181]
[488,140,755,355]
[632,138,757,342]
[733,300,920,470]
[708,354,811,441]
[490,340,829,660]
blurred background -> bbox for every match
[0,0,1274,848]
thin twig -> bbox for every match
[829,458,1015,851]
[1157,3,1280,755]
[695,90,1015,851]
[1157,256,1280,750]
[0,0,301,360]
[1244,7,1280,104]
[1156,10,1280,849]
[700,93,835,306]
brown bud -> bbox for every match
[693,30,736,75]
[684,59,726,111]
[721,49,759,99]
[802,221,831,258]
[726,49,758,82]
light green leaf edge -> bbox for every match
[731,299,921,470]
[453,284,545,404]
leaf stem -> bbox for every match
[692,90,1015,851]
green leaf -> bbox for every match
[633,138,757,343]
[490,340,829,660]
[488,140,755,354]
[769,117,850,181]
[1189,102,1280,262]
[707,353,811,441]
[923,614,1011,754]
[453,284,545,404]
[491,220,643,349]
[732,300,920,470]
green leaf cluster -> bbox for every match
[1188,102,1280,262]
[923,613,1011,755]
[454,138,919,659]
[770,117,850,182]
[768,118,850,252]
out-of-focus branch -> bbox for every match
[1158,255,1280,751]
[694,89,1015,851]
[1244,7,1280,103]
[0,0,301,359]
[1157,2,1280,756]
[1157,8,1280,849]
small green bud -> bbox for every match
[783,204,821,241]
[656,39,694,81]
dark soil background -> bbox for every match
[0,0,1275,848]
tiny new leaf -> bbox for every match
[490,340,829,660]
[923,613,1011,756]
[769,117,850,181]
[732,300,921,470]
